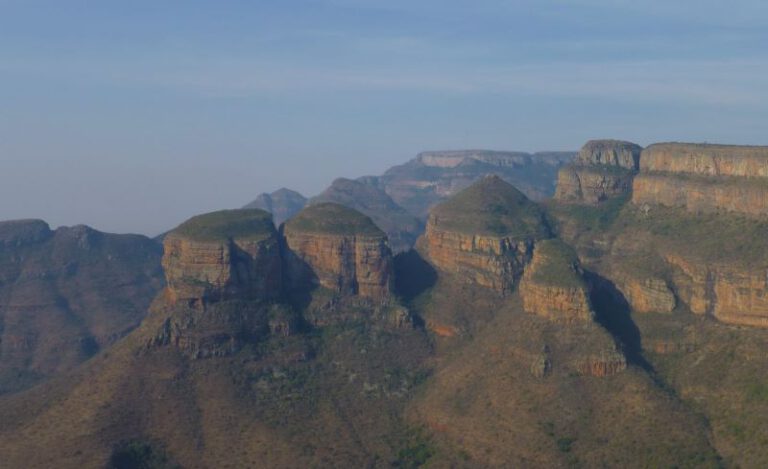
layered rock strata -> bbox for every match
[555,139,642,204]
[632,143,768,217]
[162,209,282,305]
[282,203,393,300]
[519,239,594,323]
[423,175,550,293]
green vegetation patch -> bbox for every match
[172,209,275,241]
[431,175,550,238]
[529,239,585,288]
[284,202,384,236]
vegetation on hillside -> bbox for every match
[172,209,276,241]
[285,203,385,236]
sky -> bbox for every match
[1,0,767,235]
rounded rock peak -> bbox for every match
[284,202,385,237]
[578,139,643,170]
[170,209,276,241]
[0,219,52,245]
[429,175,550,238]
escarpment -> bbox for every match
[555,139,642,204]
[519,239,594,323]
[282,203,394,300]
[632,143,768,217]
[423,175,550,293]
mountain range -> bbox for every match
[1,142,768,468]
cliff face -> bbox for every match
[665,253,768,327]
[632,143,768,217]
[282,203,393,300]
[423,175,550,294]
[555,140,642,204]
[0,219,163,394]
[519,239,594,323]
[162,210,282,305]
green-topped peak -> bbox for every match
[429,175,550,238]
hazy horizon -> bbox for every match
[2,0,767,236]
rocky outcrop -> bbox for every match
[555,140,642,204]
[282,203,393,300]
[309,178,423,253]
[613,272,676,314]
[577,139,643,170]
[577,350,627,377]
[519,239,594,323]
[423,176,550,294]
[243,188,307,225]
[665,253,768,327]
[632,143,768,217]
[162,209,282,305]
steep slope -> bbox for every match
[422,175,550,294]
[242,188,307,225]
[283,203,394,302]
[0,219,164,394]
[309,177,423,253]
[373,149,575,218]
[554,139,642,204]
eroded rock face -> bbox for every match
[282,203,393,300]
[555,139,642,204]
[519,240,594,323]
[614,273,676,314]
[162,210,282,305]
[577,351,627,377]
[665,253,768,327]
[577,139,643,170]
[632,143,768,217]
[422,176,549,294]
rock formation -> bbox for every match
[308,177,423,253]
[423,175,550,293]
[282,203,394,300]
[243,188,307,225]
[149,209,286,357]
[555,139,642,204]
[519,239,594,323]
[632,143,768,217]
[162,209,282,305]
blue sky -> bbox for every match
[1,0,767,235]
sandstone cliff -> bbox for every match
[282,203,393,300]
[555,139,642,204]
[423,175,550,293]
[162,209,282,305]
[632,143,768,217]
[519,239,594,323]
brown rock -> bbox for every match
[162,209,282,305]
[282,203,393,300]
[577,350,627,377]
[555,166,635,204]
[423,175,550,294]
[577,139,643,170]
[640,143,768,177]
[519,240,594,323]
[615,274,676,314]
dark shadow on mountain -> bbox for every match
[585,270,653,373]
[394,249,437,304]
